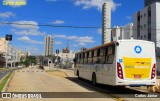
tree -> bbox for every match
[23,56,36,67]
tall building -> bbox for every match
[144,0,160,7]
[133,2,160,48]
[26,51,31,56]
[102,1,111,44]
[44,35,54,56]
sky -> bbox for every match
[0,0,144,55]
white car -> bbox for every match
[17,65,22,68]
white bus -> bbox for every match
[74,40,157,87]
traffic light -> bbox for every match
[56,49,59,54]
[5,34,12,41]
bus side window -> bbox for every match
[88,51,91,64]
[96,49,100,64]
[93,50,97,64]
[76,54,79,64]
[88,51,93,64]
[78,54,80,64]
[80,53,82,64]
[84,52,88,64]
[106,45,115,64]
[105,47,109,63]
[100,48,105,64]
[81,53,84,64]
[87,52,89,64]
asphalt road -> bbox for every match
[0,69,13,80]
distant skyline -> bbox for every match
[0,0,144,55]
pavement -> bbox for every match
[2,67,115,101]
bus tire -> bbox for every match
[92,73,97,86]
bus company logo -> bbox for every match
[134,46,142,54]
[119,59,123,63]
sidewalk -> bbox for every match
[3,67,115,101]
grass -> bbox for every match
[0,68,5,70]
[0,68,10,70]
[0,72,13,92]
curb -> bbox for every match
[1,71,15,92]
[0,73,9,84]
[0,74,9,101]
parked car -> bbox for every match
[17,65,23,68]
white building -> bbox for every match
[144,0,160,7]
[0,38,18,67]
[102,1,111,44]
[18,49,26,62]
[123,23,134,39]
[26,51,31,56]
[55,51,75,68]
[111,26,123,41]
[111,23,133,41]
[133,2,160,51]
[7,45,19,67]
[44,35,54,56]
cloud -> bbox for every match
[78,42,86,46]
[54,34,77,40]
[17,36,43,44]
[11,21,39,29]
[0,12,15,19]
[54,34,95,47]
[67,36,78,40]
[13,29,46,36]
[54,34,66,38]
[55,41,62,45]
[16,45,42,55]
[126,16,132,20]
[73,42,86,47]
[51,20,65,24]
[0,21,8,26]
[73,44,78,47]
[74,0,121,11]
[76,36,95,43]
[97,28,102,34]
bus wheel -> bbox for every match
[92,73,97,86]
[77,70,80,79]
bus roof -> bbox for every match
[117,39,154,44]
[76,40,154,54]
[76,41,115,54]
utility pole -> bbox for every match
[5,34,12,68]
